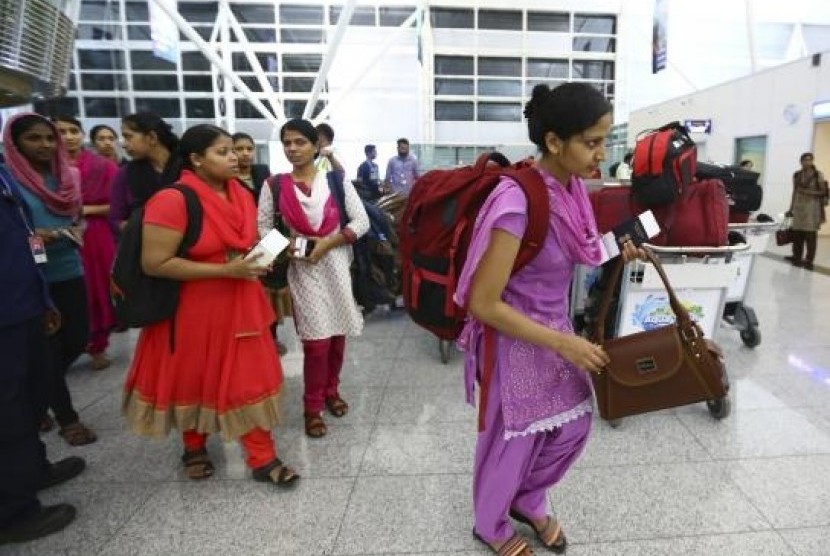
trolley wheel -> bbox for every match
[606,418,622,429]
[706,397,731,420]
[439,339,451,364]
[739,326,761,348]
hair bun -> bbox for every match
[524,84,551,118]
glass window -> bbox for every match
[434,78,474,96]
[127,25,152,41]
[184,75,214,92]
[572,60,614,80]
[239,76,264,92]
[243,28,277,43]
[180,27,214,41]
[284,100,324,119]
[478,10,522,31]
[434,55,474,76]
[131,51,177,71]
[435,101,474,121]
[280,29,324,43]
[78,49,125,70]
[76,24,120,40]
[573,36,616,53]
[282,54,322,73]
[330,6,376,26]
[527,58,569,79]
[430,8,473,29]
[528,11,569,32]
[132,74,179,91]
[186,99,215,119]
[80,73,127,91]
[182,52,211,72]
[68,74,77,90]
[478,102,521,122]
[125,2,149,21]
[478,79,522,97]
[574,14,616,34]
[479,57,521,77]
[84,97,130,118]
[178,2,218,23]
[231,4,275,24]
[135,98,181,118]
[379,6,414,26]
[279,4,323,25]
[34,97,80,118]
[236,99,280,119]
[283,77,315,93]
[232,53,252,73]
[79,0,120,21]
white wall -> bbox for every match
[628,51,830,216]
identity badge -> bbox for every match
[29,236,48,264]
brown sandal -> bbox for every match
[58,422,98,446]
[509,510,566,553]
[473,531,533,556]
[181,449,215,480]
[304,412,327,438]
[325,396,349,418]
[252,457,300,488]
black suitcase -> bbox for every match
[696,162,762,212]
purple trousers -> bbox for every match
[473,364,592,543]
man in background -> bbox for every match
[314,123,345,175]
[356,144,381,200]
[383,138,419,195]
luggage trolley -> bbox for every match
[608,243,750,423]
[721,221,779,348]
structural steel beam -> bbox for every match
[303,0,356,120]
[147,0,280,127]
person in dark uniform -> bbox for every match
[0,164,86,545]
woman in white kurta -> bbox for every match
[257,119,369,438]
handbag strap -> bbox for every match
[594,248,696,342]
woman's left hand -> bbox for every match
[620,239,648,263]
[305,237,331,265]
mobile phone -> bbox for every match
[294,237,317,258]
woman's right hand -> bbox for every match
[559,335,610,374]
[224,253,267,280]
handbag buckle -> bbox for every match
[681,324,700,342]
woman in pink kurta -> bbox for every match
[55,116,119,370]
[455,83,642,556]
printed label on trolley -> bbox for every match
[617,289,723,338]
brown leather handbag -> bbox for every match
[591,250,729,421]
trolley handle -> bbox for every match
[727,221,780,231]
[642,243,751,255]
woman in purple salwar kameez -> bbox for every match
[455,83,642,556]
[55,116,119,370]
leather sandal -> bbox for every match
[181,449,214,480]
[304,412,327,438]
[58,422,97,446]
[252,457,300,488]
[509,509,567,554]
[325,396,349,418]
[473,530,533,556]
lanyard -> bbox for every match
[0,170,36,237]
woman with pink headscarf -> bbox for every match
[54,115,119,371]
[2,113,97,446]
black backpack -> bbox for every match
[110,184,203,338]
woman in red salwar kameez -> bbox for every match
[122,124,298,486]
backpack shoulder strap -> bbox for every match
[502,166,549,273]
[167,184,203,255]
[267,174,282,216]
[326,171,350,229]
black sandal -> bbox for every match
[509,509,566,554]
[181,448,215,480]
[252,457,300,488]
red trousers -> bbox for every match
[302,335,345,414]
[183,427,276,469]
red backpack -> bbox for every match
[631,121,697,206]
[398,152,550,340]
